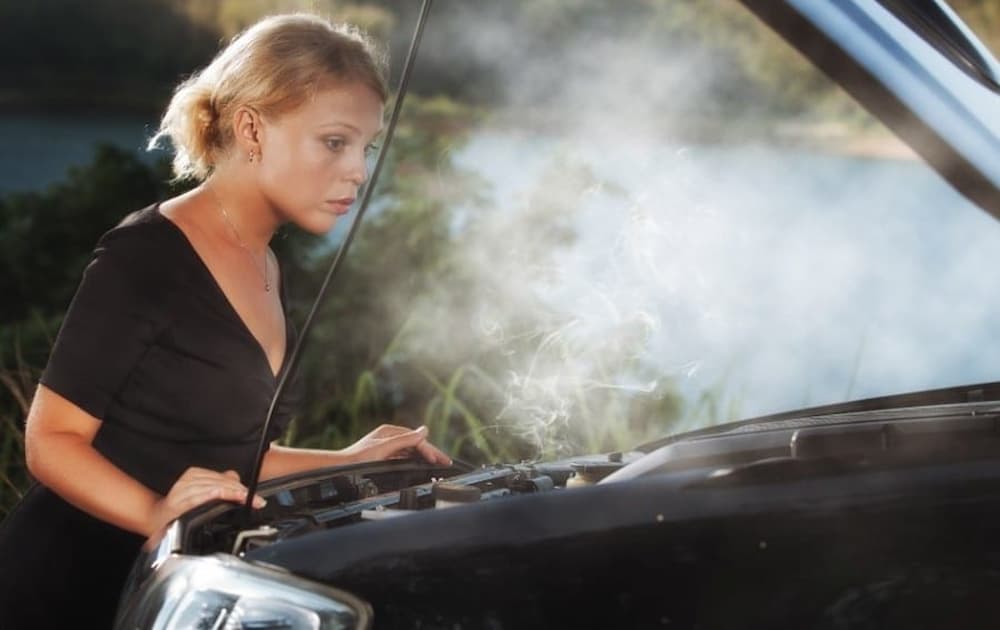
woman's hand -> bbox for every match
[260,425,453,480]
[342,424,452,466]
[148,467,265,534]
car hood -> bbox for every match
[235,391,1000,585]
[635,379,1000,453]
[740,0,1000,215]
[169,380,1000,559]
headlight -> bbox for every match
[114,553,372,630]
[118,519,184,611]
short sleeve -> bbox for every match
[40,222,172,421]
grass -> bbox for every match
[0,335,37,519]
[0,413,27,512]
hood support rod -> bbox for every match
[243,0,435,517]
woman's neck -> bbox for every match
[203,171,280,254]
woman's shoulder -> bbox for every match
[97,203,172,250]
[94,203,191,266]
[84,202,194,293]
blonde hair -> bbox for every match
[149,14,388,181]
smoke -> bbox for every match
[387,1,1000,456]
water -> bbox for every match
[0,113,159,194]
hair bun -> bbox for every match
[193,91,220,146]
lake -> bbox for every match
[0,113,162,195]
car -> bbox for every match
[113,0,1000,628]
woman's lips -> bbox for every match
[325,198,355,215]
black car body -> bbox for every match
[114,0,1000,628]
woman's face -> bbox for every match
[256,81,385,234]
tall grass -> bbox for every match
[0,333,39,519]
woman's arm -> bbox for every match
[25,384,259,538]
[260,424,452,481]
[259,444,352,480]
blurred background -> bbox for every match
[1,0,998,517]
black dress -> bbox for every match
[0,203,302,629]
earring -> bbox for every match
[248,149,256,163]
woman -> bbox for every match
[0,14,449,628]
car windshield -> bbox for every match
[280,0,1000,465]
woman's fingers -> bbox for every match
[169,482,236,508]
[168,485,265,514]
[414,438,452,466]
[167,470,265,512]
[151,468,266,534]
[369,426,428,460]
[369,426,452,466]
[400,426,451,465]
[177,467,247,493]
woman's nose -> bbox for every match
[345,151,368,186]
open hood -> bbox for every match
[740,0,1000,215]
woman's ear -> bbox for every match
[232,105,263,162]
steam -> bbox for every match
[389,2,1000,457]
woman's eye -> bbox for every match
[324,137,346,151]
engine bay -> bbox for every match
[179,401,1000,563]
[181,453,638,557]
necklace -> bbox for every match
[208,185,270,292]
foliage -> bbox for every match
[0,331,37,517]
[0,147,186,327]
[178,0,397,41]
[0,0,220,112]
